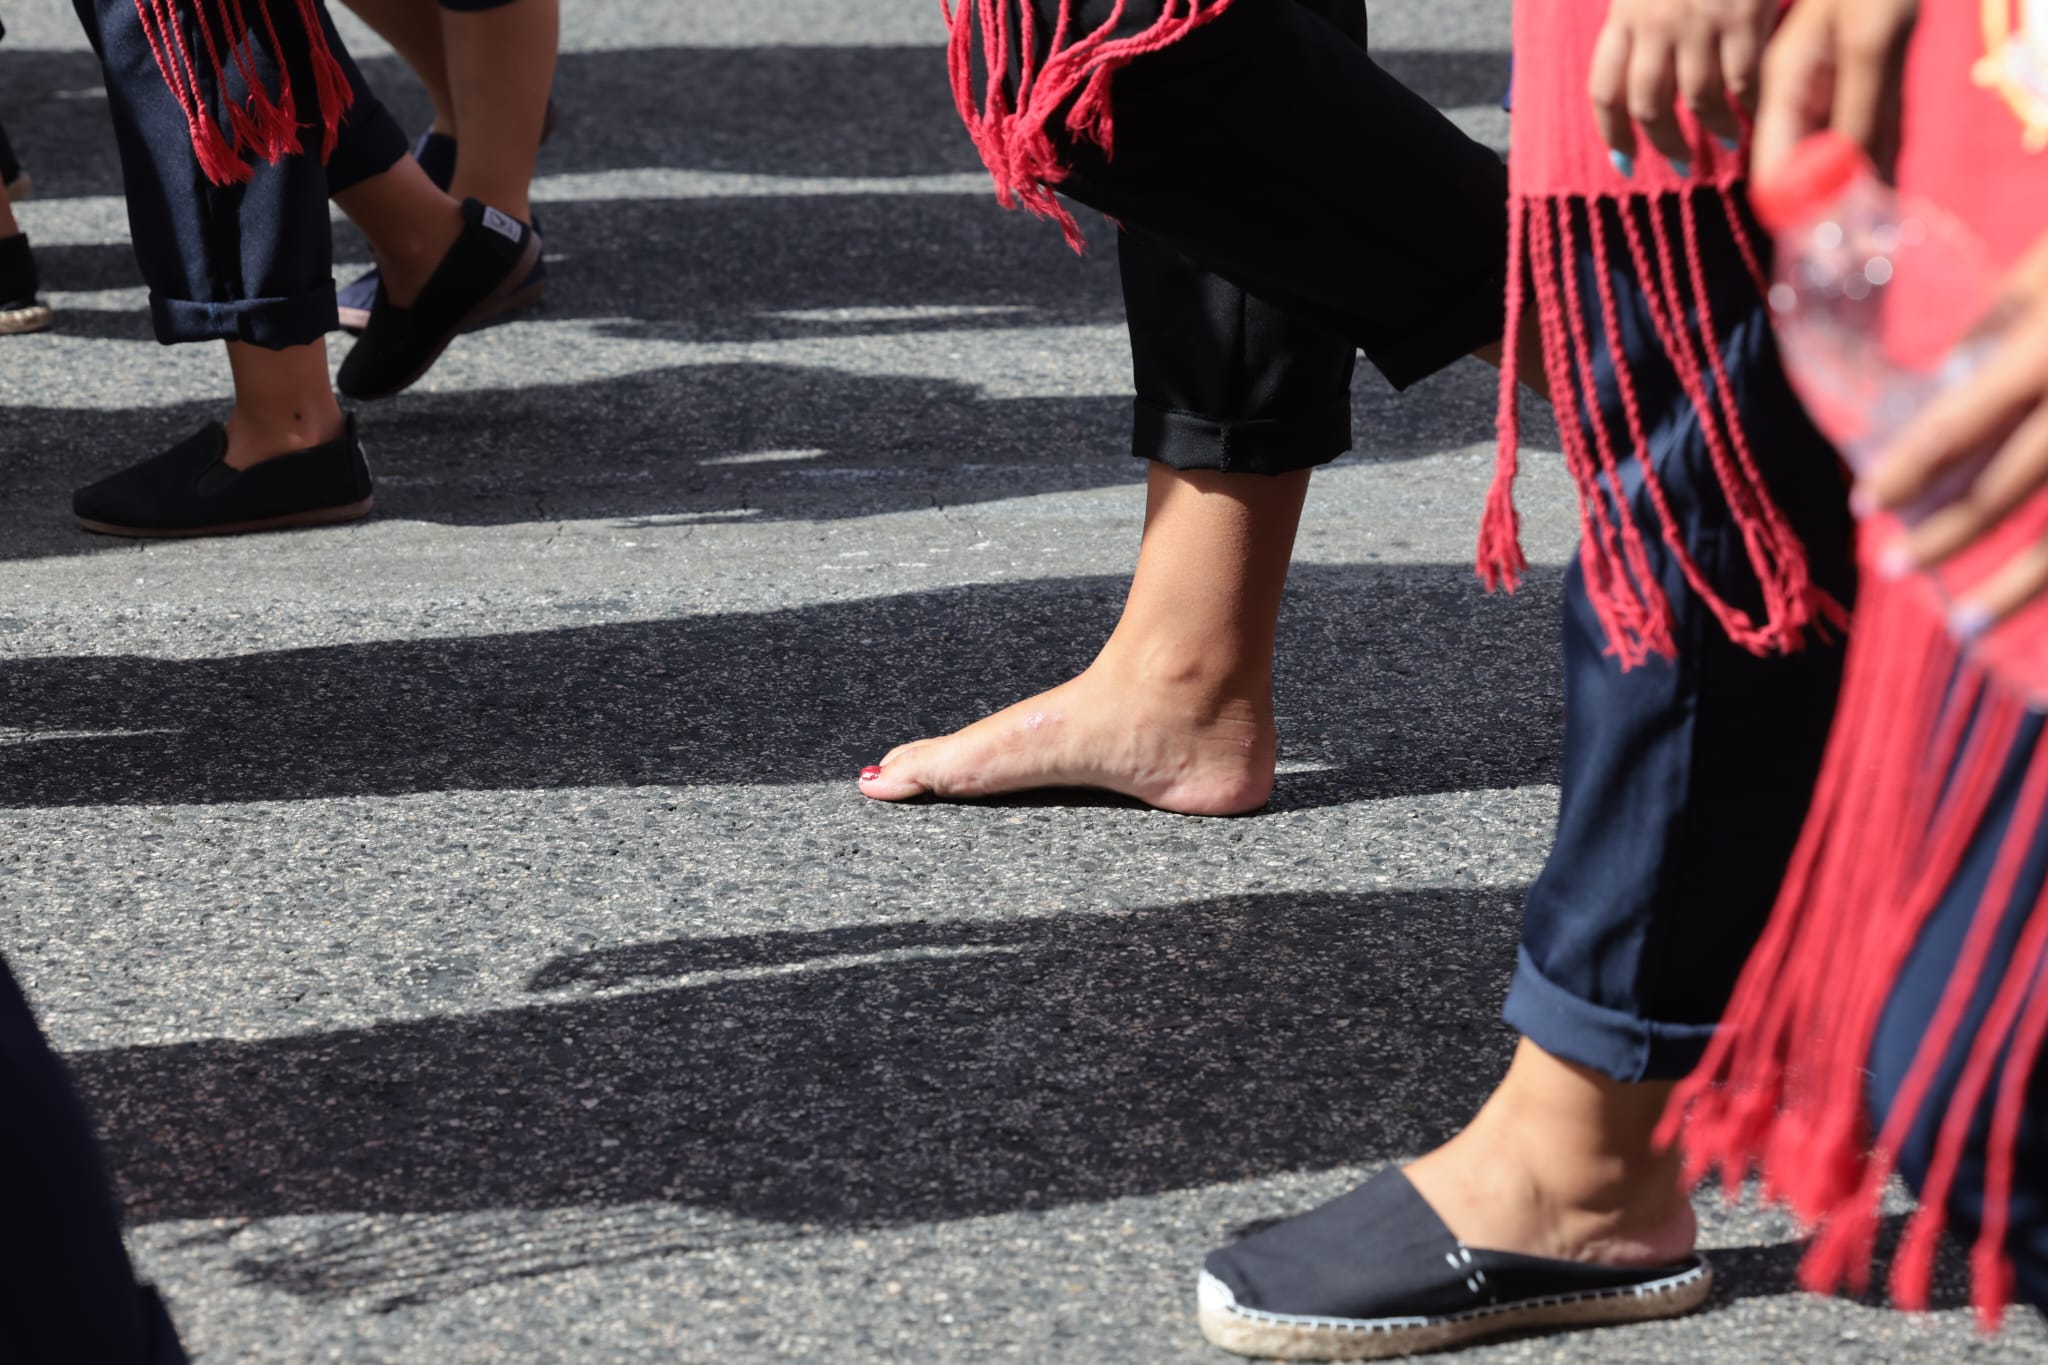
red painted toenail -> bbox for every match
[860,766,883,781]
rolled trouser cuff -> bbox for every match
[1500,945,1718,1084]
[150,287,339,348]
[1132,395,1351,476]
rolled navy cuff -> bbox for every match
[1500,944,1721,1084]
[150,286,340,349]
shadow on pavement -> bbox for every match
[79,889,1918,1316]
[34,187,1132,339]
[1706,1213,1970,1314]
[0,563,1563,807]
[4,357,1512,561]
[80,889,1525,1230]
[0,46,1509,200]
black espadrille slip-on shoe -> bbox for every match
[336,131,459,334]
[0,232,53,335]
[74,417,373,538]
[337,98,558,335]
[335,198,541,401]
[1196,1169,1712,1360]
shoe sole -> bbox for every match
[345,232,544,400]
[76,495,373,540]
[0,302,53,334]
[1195,1261,1714,1361]
[5,171,30,201]
[333,100,551,338]
[336,276,541,339]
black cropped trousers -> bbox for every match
[1077,0,1511,474]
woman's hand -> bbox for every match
[1752,0,1917,185]
[1589,0,1775,174]
[1865,239,2048,630]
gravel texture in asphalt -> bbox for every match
[5,0,2046,1360]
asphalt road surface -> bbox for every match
[5,1,2046,1361]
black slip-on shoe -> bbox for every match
[335,198,541,401]
[0,232,52,335]
[336,131,459,333]
[1197,1169,1713,1360]
[74,417,373,538]
[334,98,559,336]
[337,210,547,336]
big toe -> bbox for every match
[858,755,932,802]
[878,738,925,768]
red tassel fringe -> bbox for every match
[133,0,354,186]
[1664,522,2048,1328]
[941,0,1236,253]
[1486,189,1847,665]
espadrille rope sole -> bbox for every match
[0,301,52,334]
[1196,1257,1713,1361]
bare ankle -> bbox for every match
[222,408,346,470]
[1093,632,1271,708]
[1404,1042,1696,1265]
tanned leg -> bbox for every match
[337,0,457,136]
[439,0,558,221]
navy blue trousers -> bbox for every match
[1870,707,2048,1310]
[73,0,408,345]
[1501,195,1856,1082]
[0,956,187,1363]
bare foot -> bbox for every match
[1403,1041,1698,1267]
[857,656,1277,816]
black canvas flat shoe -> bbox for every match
[0,232,52,335]
[338,210,546,335]
[336,130,459,333]
[74,417,373,538]
[336,98,559,334]
[1197,1169,1712,1360]
[336,198,541,401]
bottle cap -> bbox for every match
[1749,131,1871,231]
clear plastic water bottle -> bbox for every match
[1750,133,2005,514]
[1752,132,2048,695]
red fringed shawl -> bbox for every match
[1491,0,1842,667]
[1665,3,2048,1327]
[941,0,1236,254]
[135,0,353,184]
